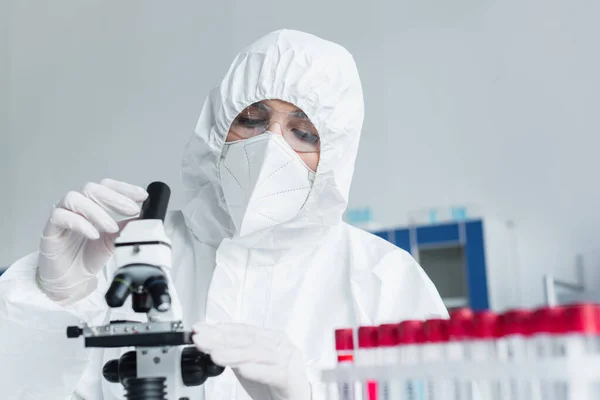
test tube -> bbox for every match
[553,304,600,400]
[448,308,473,400]
[422,318,451,400]
[529,307,564,400]
[398,320,426,400]
[466,311,502,400]
[335,328,357,400]
[378,324,402,400]
[358,326,380,400]
[498,309,534,400]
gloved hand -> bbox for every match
[192,323,312,400]
[36,179,148,304]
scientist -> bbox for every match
[0,30,447,399]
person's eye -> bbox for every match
[236,117,267,128]
[293,129,320,144]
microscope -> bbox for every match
[67,182,224,400]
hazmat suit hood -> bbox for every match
[181,29,364,248]
[0,29,448,400]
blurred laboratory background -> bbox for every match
[2,0,599,310]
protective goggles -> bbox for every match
[228,101,320,153]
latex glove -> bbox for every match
[192,323,312,400]
[36,179,148,304]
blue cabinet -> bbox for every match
[375,219,490,311]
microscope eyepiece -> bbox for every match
[139,182,171,222]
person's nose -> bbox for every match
[267,121,284,136]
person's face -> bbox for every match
[226,99,320,171]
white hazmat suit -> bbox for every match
[0,29,447,399]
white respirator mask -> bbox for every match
[219,133,316,237]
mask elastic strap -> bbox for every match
[220,143,230,159]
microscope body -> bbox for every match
[110,218,174,315]
[67,182,223,400]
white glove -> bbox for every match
[36,179,148,304]
[192,323,312,400]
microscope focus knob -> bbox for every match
[205,355,225,378]
[66,326,83,338]
[102,351,137,384]
[102,360,120,383]
[181,347,210,386]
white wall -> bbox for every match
[3,0,600,307]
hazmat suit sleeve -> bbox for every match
[350,247,448,326]
[0,253,110,399]
[373,249,449,323]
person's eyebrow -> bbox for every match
[254,102,271,112]
[290,110,308,119]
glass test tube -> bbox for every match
[336,328,357,400]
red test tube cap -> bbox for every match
[530,307,565,335]
[449,308,473,340]
[335,328,355,351]
[471,311,501,339]
[450,308,474,320]
[561,304,600,335]
[378,324,400,347]
[358,326,379,348]
[423,318,450,343]
[499,309,532,337]
[398,320,425,344]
